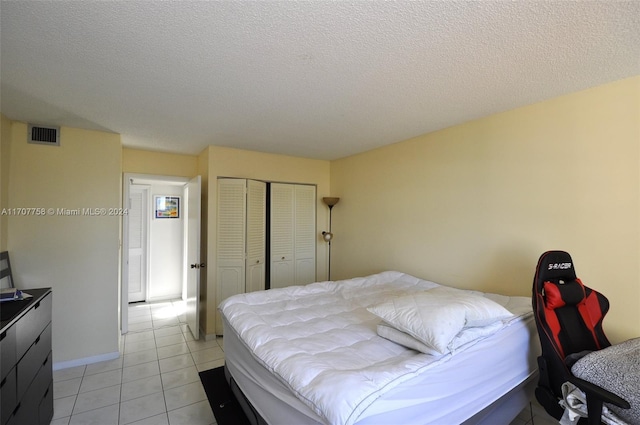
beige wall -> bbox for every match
[0,114,11,250]
[7,122,122,364]
[331,76,640,343]
[123,148,198,177]
[3,75,637,364]
[204,146,331,335]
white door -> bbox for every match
[184,176,201,340]
[294,184,316,285]
[216,178,247,307]
[270,183,295,289]
[246,179,266,293]
[128,185,149,303]
[270,183,316,288]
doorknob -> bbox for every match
[190,263,206,269]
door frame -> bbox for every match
[184,175,202,340]
[127,184,150,303]
[121,173,191,334]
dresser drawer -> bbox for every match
[0,367,16,425]
[0,324,16,381]
[17,322,51,400]
[8,350,52,425]
[38,380,54,425]
[16,292,52,360]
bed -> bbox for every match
[219,271,540,425]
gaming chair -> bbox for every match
[532,250,630,425]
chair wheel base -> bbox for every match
[535,386,564,420]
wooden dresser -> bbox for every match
[0,288,53,425]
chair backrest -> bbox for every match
[0,251,13,289]
[532,250,611,395]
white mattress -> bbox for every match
[220,271,540,425]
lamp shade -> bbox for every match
[323,197,340,207]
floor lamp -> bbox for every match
[321,197,340,280]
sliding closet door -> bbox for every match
[217,180,314,296]
[270,183,316,289]
[216,179,247,304]
[245,179,266,293]
[294,184,316,285]
[270,184,295,288]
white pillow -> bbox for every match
[377,323,444,356]
[377,320,504,355]
[367,287,513,354]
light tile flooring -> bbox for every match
[511,401,559,425]
[51,299,223,425]
[50,298,559,425]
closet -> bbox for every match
[216,179,316,303]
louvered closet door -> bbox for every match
[128,185,149,303]
[245,180,266,293]
[216,179,246,304]
[270,183,295,288]
[294,184,316,285]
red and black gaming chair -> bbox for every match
[532,250,630,425]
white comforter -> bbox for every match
[219,271,531,425]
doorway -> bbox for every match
[127,184,149,303]
[121,173,201,339]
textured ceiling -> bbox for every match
[1,1,639,160]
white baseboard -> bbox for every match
[53,351,120,371]
[145,294,183,303]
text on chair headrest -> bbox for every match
[547,262,572,271]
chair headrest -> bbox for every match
[536,250,577,282]
[544,279,586,308]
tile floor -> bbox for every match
[511,401,559,425]
[50,298,558,425]
[51,299,224,425]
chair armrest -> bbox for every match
[568,376,630,409]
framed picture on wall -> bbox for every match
[155,195,180,219]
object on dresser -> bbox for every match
[1,251,13,289]
[0,288,32,303]
[1,288,18,300]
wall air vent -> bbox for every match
[28,124,60,146]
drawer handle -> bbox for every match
[0,376,6,388]
[43,356,49,366]
[34,301,41,309]
[43,387,50,398]
[12,402,21,415]
[35,335,41,345]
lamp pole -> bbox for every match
[322,197,340,280]
[327,203,334,280]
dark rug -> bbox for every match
[199,366,251,425]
